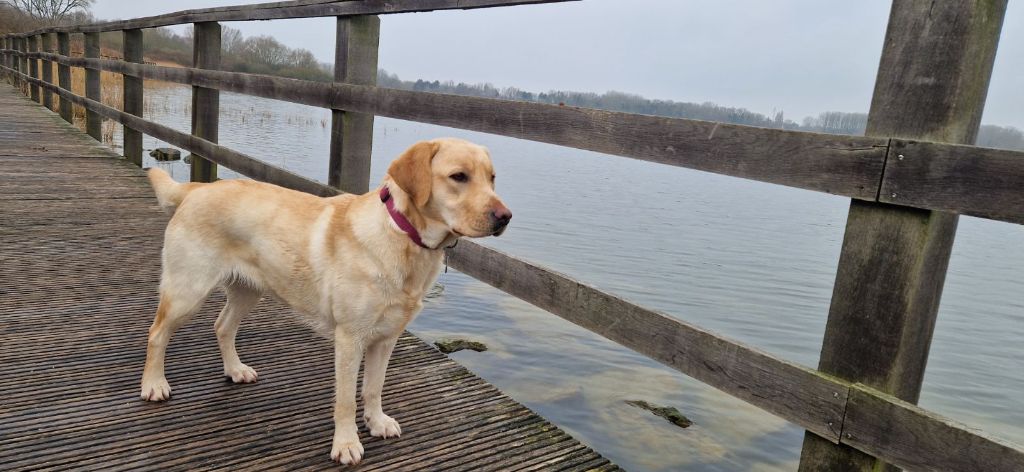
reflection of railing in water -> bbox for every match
[2,1,1023,470]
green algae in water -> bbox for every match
[434,338,488,354]
[626,399,693,429]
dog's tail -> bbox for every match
[148,168,194,215]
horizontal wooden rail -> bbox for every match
[2,65,1023,471]
[13,50,1024,225]
[880,139,1024,224]
[7,0,577,37]
[19,50,890,200]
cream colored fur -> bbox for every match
[140,138,510,465]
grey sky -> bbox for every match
[89,0,1023,129]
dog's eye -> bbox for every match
[491,174,496,182]
[449,172,468,183]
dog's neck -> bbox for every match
[377,186,455,251]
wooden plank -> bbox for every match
[190,22,220,183]
[39,34,52,109]
[798,1,1008,471]
[20,53,891,200]
[56,33,71,123]
[328,15,379,194]
[27,35,38,102]
[123,29,143,166]
[840,384,1024,472]
[6,0,577,36]
[84,32,102,142]
[880,139,1024,224]
[446,241,851,442]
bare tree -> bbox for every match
[4,0,95,26]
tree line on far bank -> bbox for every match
[2,1,1021,151]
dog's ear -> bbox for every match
[387,140,440,208]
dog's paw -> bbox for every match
[140,377,172,401]
[224,364,259,383]
[365,412,402,439]
[330,431,364,465]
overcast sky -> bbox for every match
[89,0,1023,129]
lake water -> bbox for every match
[117,85,1024,471]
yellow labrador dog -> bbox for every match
[140,138,511,465]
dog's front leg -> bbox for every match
[362,334,401,438]
[330,328,364,465]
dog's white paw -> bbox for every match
[330,430,364,465]
[224,364,259,383]
[365,412,402,439]
[140,377,172,401]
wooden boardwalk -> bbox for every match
[0,86,619,471]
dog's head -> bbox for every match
[386,138,511,239]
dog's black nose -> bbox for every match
[490,207,512,227]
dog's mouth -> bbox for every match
[492,224,508,237]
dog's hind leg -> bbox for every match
[215,282,262,383]
[140,264,219,402]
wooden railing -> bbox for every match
[2,1,1023,471]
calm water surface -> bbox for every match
[118,86,1024,471]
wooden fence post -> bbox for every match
[84,32,102,141]
[56,33,72,123]
[190,21,220,183]
[40,33,53,110]
[19,37,27,92]
[28,35,39,102]
[797,1,1008,471]
[328,15,379,194]
[123,29,144,166]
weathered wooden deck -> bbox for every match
[0,85,619,471]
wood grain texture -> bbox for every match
[122,29,143,167]
[880,139,1024,224]
[84,32,102,141]
[328,15,379,194]
[39,34,52,109]
[190,22,221,183]
[0,83,616,472]
[5,0,577,36]
[56,33,71,123]
[799,1,1008,471]
[29,50,1024,225]
[27,34,38,102]
[446,241,851,442]
[19,52,891,200]
[841,384,1024,472]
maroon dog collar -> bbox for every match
[380,187,430,249]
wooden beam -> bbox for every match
[841,383,1024,472]
[123,29,144,167]
[56,33,71,123]
[25,53,889,200]
[328,15,379,194]
[798,1,1008,471]
[446,241,850,441]
[24,50,1024,225]
[880,139,1024,224]
[27,35,38,102]
[39,34,52,110]
[19,38,28,92]
[84,33,102,142]
[14,0,577,36]
[190,22,221,183]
